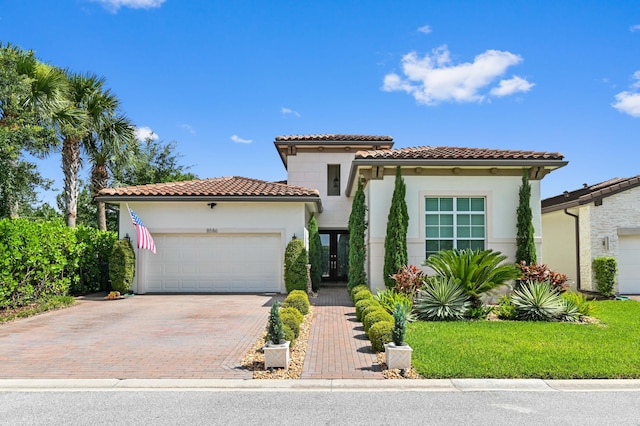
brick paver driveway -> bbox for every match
[0,294,274,379]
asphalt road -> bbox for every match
[2,390,640,426]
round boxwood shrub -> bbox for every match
[355,299,378,322]
[282,324,295,344]
[353,289,373,304]
[280,306,303,325]
[368,321,393,353]
[280,311,301,338]
[350,284,369,299]
[282,293,310,315]
[289,289,309,301]
[363,308,393,333]
[109,239,136,294]
[361,302,383,323]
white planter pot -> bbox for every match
[263,340,290,370]
[384,342,413,370]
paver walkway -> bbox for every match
[302,285,382,379]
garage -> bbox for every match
[144,233,282,293]
[618,235,640,294]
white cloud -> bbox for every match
[134,126,158,141]
[630,24,640,32]
[92,0,166,12]
[181,124,196,134]
[382,45,531,105]
[231,134,252,144]
[417,24,432,34]
[490,76,535,97]
[612,71,640,117]
[281,107,301,117]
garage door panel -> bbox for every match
[618,236,640,294]
[144,234,281,293]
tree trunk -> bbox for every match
[62,136,80,228]
[91,163,109,231]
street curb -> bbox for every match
[2,378,640,392]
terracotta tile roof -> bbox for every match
[97,176,320,198]
[542,174,640,211]
[355,146,565,160]
[275,134,393,142]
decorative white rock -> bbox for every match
[384,342,413,370]
[263,340,290,370]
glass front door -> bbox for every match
[320,230,349,282]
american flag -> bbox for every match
[127,207,156,254]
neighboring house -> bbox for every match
[541,176,640,294]
[97,134,566,294]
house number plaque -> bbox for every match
[206,228,218,233]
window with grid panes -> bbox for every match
[425,197,485,258]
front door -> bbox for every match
[320,230,349,282]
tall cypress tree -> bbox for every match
[383,167,408,288]
[348,180,367,289]
[308,215,322,292]
[516,169,537,264]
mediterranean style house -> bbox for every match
[96,134,567,294]
[542,175,640,294]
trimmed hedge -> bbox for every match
[363,308,393,333]
[368,321,393,352]
[593,257,617,297]
[350,284,369,299]
[280,306,303,324]
[353,289,374,304]
[355,299,379,322]
[109,239,136,294]
[280,311,301,338]
[73,226,117,294]
[284,238,308,293]
[282,291,310,315]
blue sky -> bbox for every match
[2,0,640,203]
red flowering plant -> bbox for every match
[516,261,568,292]
[390,264,426,297]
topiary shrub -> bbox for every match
[350,284,369,299]
[266,301,286,344]
[352,289,373,304]
[355,298,378,322]
[289,289,309,301]
[593,257,617,297]
[282,292,310,315]
[368,321,393,353]
[391,303,407,346]
[308,215,322,292]
[361,302,383,323]
[282,324,295,345]
[108,239,136,294]
[363,308,393,333]
[348,180,368,291]
[280,311,301,338]
[280,306,303,325]
[284,237,308,293]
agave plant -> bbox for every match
[414,276,470,321]
[423,248,520,307]
[511,280,563,321]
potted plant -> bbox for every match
[263,301,290,370]
[384,303,413,370]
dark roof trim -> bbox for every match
[542,175,640,213]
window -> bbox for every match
[425,197,485,258]
[327,164,340,196]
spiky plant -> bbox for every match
[423,248,520,307]
[375,288,414,321]
[511,280,563,321]
[266,301,285,344]
[414,277,470,321]
[391,303,407,345]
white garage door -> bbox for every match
[144,234,282,293]
[618,235,640,294]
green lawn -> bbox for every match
[406,300,640,378]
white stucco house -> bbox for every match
[541,175,640,294]
[97,134,567,294]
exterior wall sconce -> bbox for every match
[207,202,217,209]
[332,177,339,188]
[124,233,130,241]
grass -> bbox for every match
[406,300,640,378]
[0,296,76,324]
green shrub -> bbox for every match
[391,303,407,346]
[389,264,425,296]
[289,289,309,301]
[559,297,581,322]
[282,292,310,315]
[73,226,117,295]
[308,216,322,292]
[467,305,493,320]
[414,276,470,321]
[280,306,303,325]
[383,166,409,289]
[593,257,617,297]
[511,280,563,321]
[348,180,368,291]
[353,289,373,304]
[363,308,393,333]
[355,299,378,322]
[497,295,516,320]
[516,261,568,292]
[284,237,308,293]
[108,239,136,294]
[562,290,595,317]
[368,321,393,353]
[280,311,301,338]
[350,284,369,299]
[282,324,295,344]
[375,289,413,317]
[423,248,520,307]
[266,301,286,344]
[361,302,383,324]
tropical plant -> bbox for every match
[383,166,408,288]
[562,290,595,317]
[389,264,425,296]
[467,305,494,320]
[593,257,617,297]
[348,179,367,290]
[284,237,308,293]
[375,288,414,321]
[516,261,568,291]
[414,276,471,321]
[266,301,286,344]
[368,321,393,353]
[391,303,407,346]
[424,248,520,307]
[307,215,322,292]
[558,297,581,322]
[496,294,516,320]
[515,168,537,265]
[511,280,563,321]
